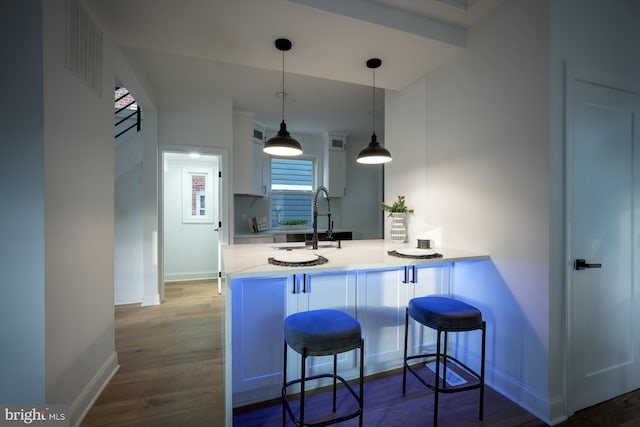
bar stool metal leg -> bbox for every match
[359,339,364,427]
[442,330,448,390]
[402,308,409,395]
[480,321,486,420]
[300,348,307,427]
[283,340,288,427]
[434,328,441,427]
[332,353,337,413]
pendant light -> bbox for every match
[357,58,392,164]
[263,38,303,156]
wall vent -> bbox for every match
[65,0,103,97]
[330,138,346,151]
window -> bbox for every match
[182,166,214,223]
[271,158,314,227]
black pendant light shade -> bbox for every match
[357,132,392,164]
[264,38,303,156]
[264,120,303,156]
[357,58,392,164]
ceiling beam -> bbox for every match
[289,0,467,48]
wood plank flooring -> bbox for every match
[81,280,225,427]
[81,280,640,426]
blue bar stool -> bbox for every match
[403,296,486,427]
[282,309,364,427]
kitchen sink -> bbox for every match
[271,243,339,250]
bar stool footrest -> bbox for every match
[282,374,362,427]
[404,353,483,393]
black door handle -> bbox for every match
[574,259,602,270]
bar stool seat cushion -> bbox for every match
[284,309,361,356]
[409,296,482,332]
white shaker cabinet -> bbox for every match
[323,134,347,197]
[233,112,266,196]
[231,270,357,406]
[356,267,409,371]
[231,274,294,404]
[355,264,451,374]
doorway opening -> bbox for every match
[160,149,225,300]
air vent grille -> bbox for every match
[65,0,103,96]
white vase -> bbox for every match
[390,212,407,243]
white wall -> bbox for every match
[114,132,144,303]
[385,77,428,243]
[386,0,551,421]
[159,104,233,247]
[113,113,159,306]
[0,0,46,404]
[141,112,160,305]
[115,159,144,304]
[42,0,118,424]
[548,0,640,422]
[104,34,161,307]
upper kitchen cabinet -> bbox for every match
[323,133,347,197]
[233,112,266,196]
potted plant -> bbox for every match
[382,195,414,216]
[279,219,308,230]
[382,196,413,242]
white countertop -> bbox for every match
[221,239,489,279]
[234,228,351,237]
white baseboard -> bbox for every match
[487,362,552,424]
[142,292,160,306]
[70,351,119,427]
[456,348,554,425]
[164,271,217,282]
[114,292,142,306]
[549,394,569,426]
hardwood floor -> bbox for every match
[81,280,640,426]
[81,280,225,427]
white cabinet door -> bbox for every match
[232,275,295,400]
[251,138,266,196]
[356,267,410,372]
[411,263,450,297]
[323,135,347,197]
[233,112,265,196]
[325,149,346,197]
[356,264,452,373]
[288,271,358,379]
[404,264,452,356]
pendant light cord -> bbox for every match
[281,49,285,122]
[372,67,376,134]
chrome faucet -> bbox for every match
[311,186,333,249]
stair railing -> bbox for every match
[115,87,141,139]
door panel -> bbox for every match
[569,80,640,411]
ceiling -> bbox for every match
[87,0,502,135]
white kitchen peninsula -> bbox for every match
[221,239,488,426]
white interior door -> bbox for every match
[568,78,640,412]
